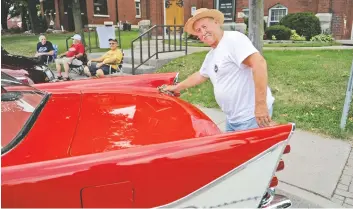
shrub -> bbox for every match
[265,25,291,40]
[279,12,321,40]
[290,30,306,41]
[310,34,334,42]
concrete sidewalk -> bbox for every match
[196,106,353,208]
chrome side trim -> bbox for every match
[264,194,292,209]
[173,72,179,84]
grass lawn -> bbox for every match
[1,30,139,57]
[157,49,353,139]
[164,40,342,48]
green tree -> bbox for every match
[1,0,14,30]
[72,0,83,33]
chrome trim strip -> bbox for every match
[264,194,292,209]
[173,72,179,84]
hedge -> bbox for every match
[279,12,321,40]
[265,25,291,40]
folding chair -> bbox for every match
[108,50,124,75]
[45,44,58,65]
[69,53,88,76]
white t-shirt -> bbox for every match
[199,31,275,123]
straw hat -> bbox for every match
[184,8,224,35]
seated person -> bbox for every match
[84,38,123,78]
[35,35,54,64]
[55,34,85,81]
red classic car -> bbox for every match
[1,71,294,208]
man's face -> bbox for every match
[193,17,220,45]
[73,39,80,44]
[109,41,118,50]
[41,37,47,45]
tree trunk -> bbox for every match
[72,0,83,33]
[1,2,9,30]
[21,5,28,31]
[248,0,264,53]
[27,0,40,33]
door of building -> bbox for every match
[165,0,184,33]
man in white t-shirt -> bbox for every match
[159,8,275,132]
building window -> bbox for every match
[135,0,141,18]
[93,0,108,15]
[268,4,288,26]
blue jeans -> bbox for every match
[226,106,273,132]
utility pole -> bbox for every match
[248,0,264,53]
[116,0,121,48]
[340,60,353,130]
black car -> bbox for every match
[1,47,55,84]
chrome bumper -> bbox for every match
[263,194,292,208]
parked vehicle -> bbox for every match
[1,72,294,208]
[1,47,55,84]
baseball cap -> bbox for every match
[71,34,82,41]
[108,38,118,42]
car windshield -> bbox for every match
[1,72,49,154]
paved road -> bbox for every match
[276,189,322,208]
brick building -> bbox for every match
[236,0,353,40]
[41,0,352,40]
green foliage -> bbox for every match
[310,34,334,42]
[8,0,28,19]
[290,30,306,41]
[279,12,321,40]
[265,25,291,40]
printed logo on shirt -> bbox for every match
[38,47,48,52]
[214,64,219,73]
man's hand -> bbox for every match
[35,52,41,57]
[96,62,103,68]
[159,84,180,93]
[157,85,180,96]
[87,60,92,66]
[255,102,272,127]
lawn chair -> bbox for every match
[69,53,88,76]
[108,50,124,75]
[45,44,58,65]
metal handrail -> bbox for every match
[131,25,188,75]
[131,25,157,42]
